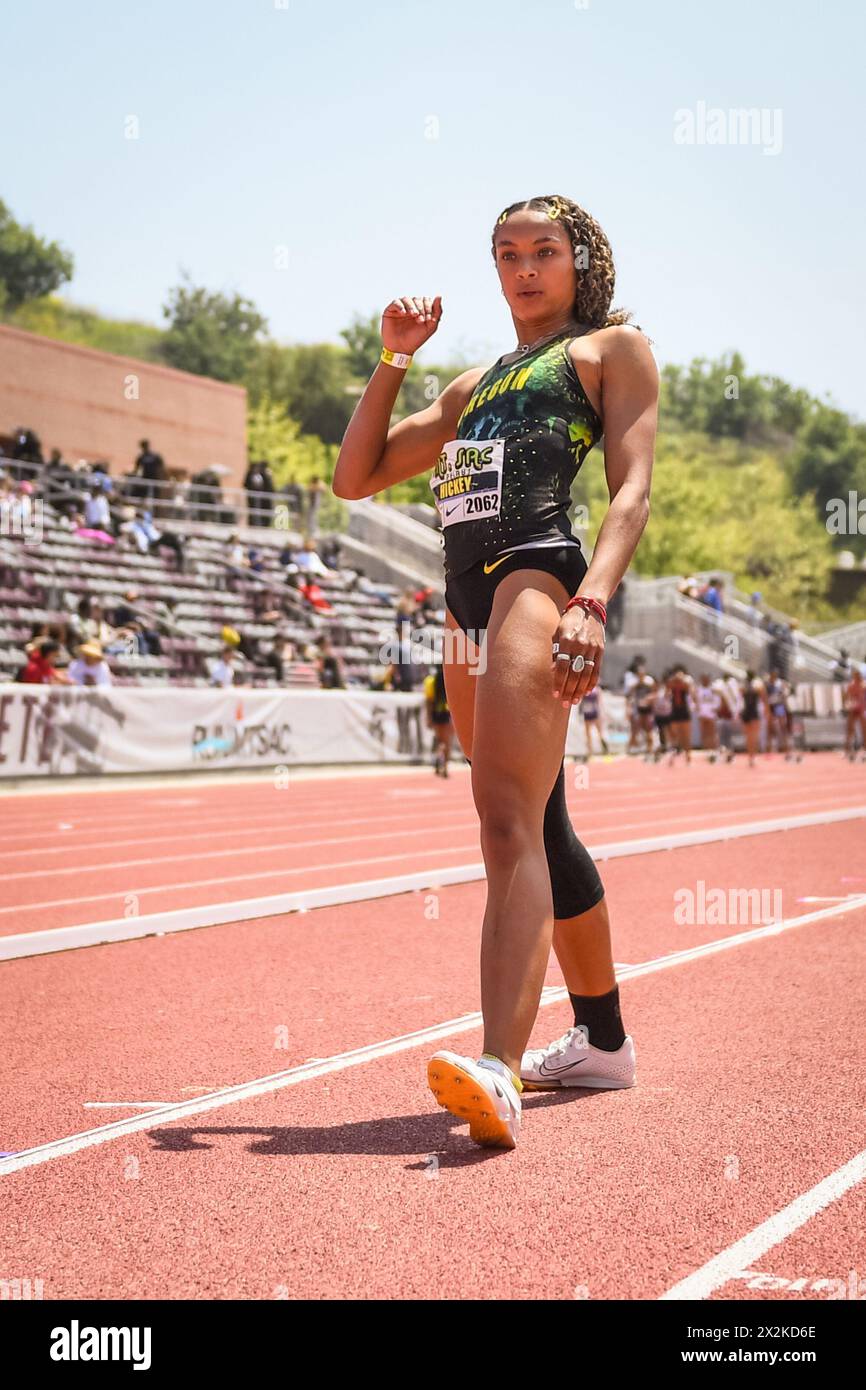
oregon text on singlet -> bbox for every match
[430,331,603,582]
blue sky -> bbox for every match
[4,0,864,417]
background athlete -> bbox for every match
[334,194,658,1148]
[423,661,453,776]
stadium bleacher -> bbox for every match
[0,455,444,690]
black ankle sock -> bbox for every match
[567,985,626,1052]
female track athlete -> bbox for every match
[333,194,658,1148]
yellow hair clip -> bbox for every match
[497,211,509,224]
[546,198,563,220]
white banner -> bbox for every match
[0,684,630,778]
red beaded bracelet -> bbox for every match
[564,594,607,625]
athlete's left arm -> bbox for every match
[576,326,659,606]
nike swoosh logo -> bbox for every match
[483,553,514,574]
[443,503,461,518]
[538,1057,588,1077]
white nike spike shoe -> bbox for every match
[521,1026,636,1091]
[427,1050,522,1148]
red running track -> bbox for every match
[0,752,864,1299]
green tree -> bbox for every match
[0,199,74,312]
[788,402,866,549]
[160,271,268,381]
[339,311,383,379]
[245,340,357,443]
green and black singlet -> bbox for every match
[430,327,604,582]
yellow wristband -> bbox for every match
[380,347,413,369]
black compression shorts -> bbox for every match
[444,543,587,638]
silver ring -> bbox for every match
[585,659,596,667]
[571,654,586,673]
[555,652,571,663]
[552,642,560,654]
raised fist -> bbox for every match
[381,295,443,355]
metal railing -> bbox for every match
[1,457,349,539]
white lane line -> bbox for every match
[659,1149,866,1300]
[0,844,482,920]
[2,775,857,851]
[83,1102,180,1110]
[2,894,864,1178]
[4,788,862,877]
[0,818,480,881]
[3,804,866,961]
[796,895,859,903]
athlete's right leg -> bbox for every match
[444,604,614,984]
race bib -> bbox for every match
[430,438,504,527]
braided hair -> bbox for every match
[492,194,641,334]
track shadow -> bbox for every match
[146,1088,604,1167]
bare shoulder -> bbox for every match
[437,363,490,426]
[598,323,657,365]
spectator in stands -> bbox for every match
[251,588,281,623]
[247,546,265,574]
[110,588,161,657]
[83,483,112,531]
[11,426,44,473]
[316,635,346,689]
[78,597,116,648]
[68,641,113,687]
[833,648,854,683]
[19,639,70,684]
[43,450,81,521]
[319,535,343,570]
[226,533,247,569]
[677,576,701,600]
[298,574,333,612]
[767,621,792,681]
[293,535,331,576]
[413,585,437,621]
[120,508,185,572]
[700,577,725,614]
[843,669,866,760]
[746,592,763,627]
[279,474,305,526]
[395,587,420,632]
[278,541,298,572]
[259,630,293,684]
[26,621,73,664]
[133,439,167,505]
[243,458,275,527]
[209,647,237,687]
[1,479,38,537]
[306,475,327,534]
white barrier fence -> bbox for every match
[0,685,631,779]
